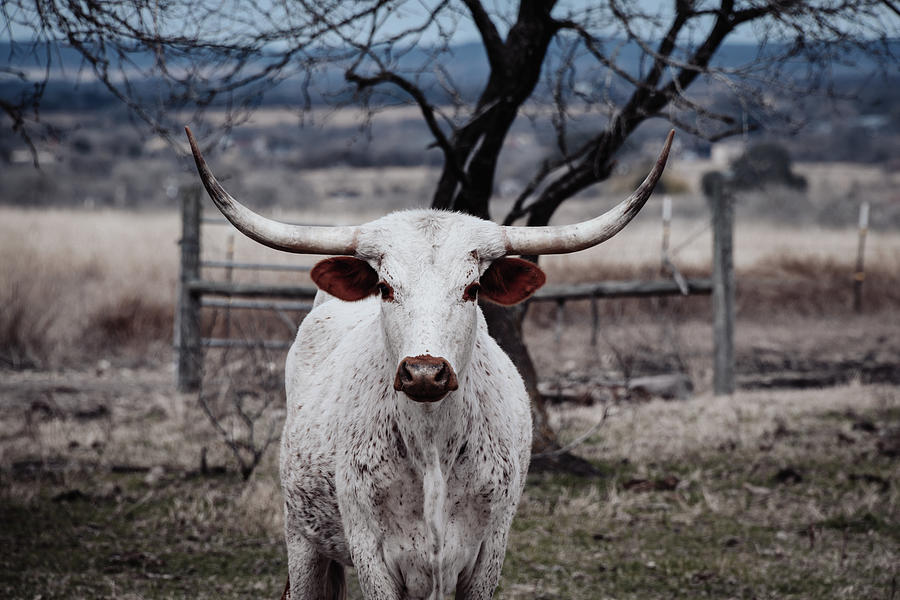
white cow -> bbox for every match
[186,127,673,600]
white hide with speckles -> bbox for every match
[280,210,531,599]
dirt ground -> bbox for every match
[526,313,900,395]
[1,312,898,599]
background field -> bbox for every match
[1,106,899,599]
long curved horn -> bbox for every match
[502,129,674,256]
[185,126,358,255]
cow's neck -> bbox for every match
[382,324,489,598]
[392,380,472,473]
[391,369,477,600]
[387,321,483,474]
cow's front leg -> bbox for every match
[339,492,404,598]
[284,511,345,600]
[344,528,405,599]
[454,519,514,600]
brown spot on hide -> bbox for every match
[392,421,407,459]
[456,440,468,464]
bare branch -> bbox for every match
[556,20,645,89]
[460,0,506,70]
[883,0,900,17]
[345,69,468,185]
[503,159,558,225]
[666,114,758,142]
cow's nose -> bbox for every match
[393,355,459,402]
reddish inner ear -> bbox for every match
[310,257,379,301]
[479,257,546,306]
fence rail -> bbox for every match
[201,298,314,311]
[202,338,294,350]
[188,280,318,298]
[192,278,713,302]
[200,260,312,272]
[534,279,711,301]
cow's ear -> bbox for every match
[310,257,379,301]
[479,257,546,305]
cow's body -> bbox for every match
[281,291,530,598]
[183,125,673,600]
[280,211,532,599]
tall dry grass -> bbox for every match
[2,206,899,369]
[0,209,178,367]
[538,217,900,320]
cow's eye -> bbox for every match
[377,282,394,301]
[463,282,480,302]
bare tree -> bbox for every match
[3,0,896,459]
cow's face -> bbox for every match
[310,212,545,403]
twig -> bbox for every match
[531,402,611,459]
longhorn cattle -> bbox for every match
[186,127,673,600]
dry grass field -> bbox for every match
[0,369,896,598]
[1,200,899,598]
[2,204,899,371]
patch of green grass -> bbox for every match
[0,478,286,599]
[819,511,897,538]
[2,379,897,599]
[873,404,900,423]
[503,473,897,599]
[822,401,900,425]
[498,389,900,600]
[525,458,633,504]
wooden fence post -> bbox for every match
[223,234,235,342]
[853,201,869,314]
[707,177,735,395]
[661,195,672,270]
[554,299,566,348]
[176,187,202,392]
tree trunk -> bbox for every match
[479,301,557,453]
[480,301,600,475]
[424,2,601,469]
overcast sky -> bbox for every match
[1,0,769,45]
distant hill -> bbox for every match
[1,39,897,111]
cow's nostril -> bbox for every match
[399,360,414,383]
[393,360,413,391]
[434,362,447,384]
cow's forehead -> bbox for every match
[355,209,506,269]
